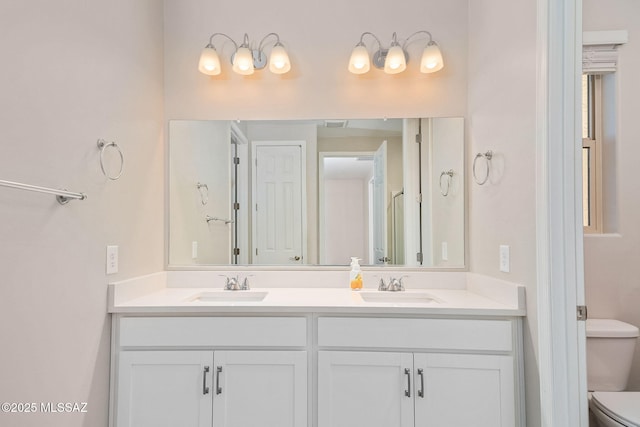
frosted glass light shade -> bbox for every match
[348,45,370,74]
[384,45,406,74]
[232,47,255,75]
[198,46,221,75]
[269,44,291,74]
[420,43,444,73]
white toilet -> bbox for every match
[587,318,640,427]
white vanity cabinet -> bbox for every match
[413,353,514,426]
[111,316,308,427]
[117,350,213,427]
[318,351,514,427]
[212,350,307,427]
[318,351,415,427]
[110,313,523,427]
[316,317,521,427]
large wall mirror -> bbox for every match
[169,118,465,268]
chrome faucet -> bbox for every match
[224,276,240,290]
[387,277,405,292]
[222,275,250,291]
[378,277,405,292]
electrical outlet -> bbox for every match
[192,241,198,259]
[499,245,510,273]
[441,242,448,261]
[106,245,119,275]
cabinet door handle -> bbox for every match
[216,366,223,395]
[203,366,210,395]
[417,368,425,398]
[404,368,411,397]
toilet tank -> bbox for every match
[587,319,639,391]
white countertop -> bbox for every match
[108,272,526,317]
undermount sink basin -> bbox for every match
[358,291,440,304]
[189,291,268,303]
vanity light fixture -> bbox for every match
[348,31,444,75]
[198,32,291,76]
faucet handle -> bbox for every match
[241,276,251,290]
[387,277,405,292]
[378,278,388,291]
[222,275,240,290]
[220,274,230,290]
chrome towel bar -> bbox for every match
[206,215,234,224]
[0,179,86,205]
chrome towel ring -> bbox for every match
[196,182,209,205]
[473,150,493,185]
[439,170,454,196]
[97,139,124,180]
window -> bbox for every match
[581,31,625,234]
[582,74,603,233]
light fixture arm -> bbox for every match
[356,32,383,50]
[206,32,238,51]
[390,32,401,47]
[239,33,251,48]
[258,32,282,52]
[401,30,434,49]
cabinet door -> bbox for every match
[116,350,213,427]
[213,351,307,427]
[318,351,414,427]
[414,353,515,427]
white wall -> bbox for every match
[324,179,368,264]
[169,121,232,264]
[428,118,465,266]
[0,2,164,427]
[466,0,539,425]
[583,0,640,390]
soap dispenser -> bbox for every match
[349,257,363,290]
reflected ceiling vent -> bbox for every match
[324,120,349,128]
[356,155,373,161]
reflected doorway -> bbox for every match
[319,143,388,265]
[251,141,306,265]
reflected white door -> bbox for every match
[372,141,388,264]
[253,142,305,264]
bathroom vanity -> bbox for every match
[108,272,526,427]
